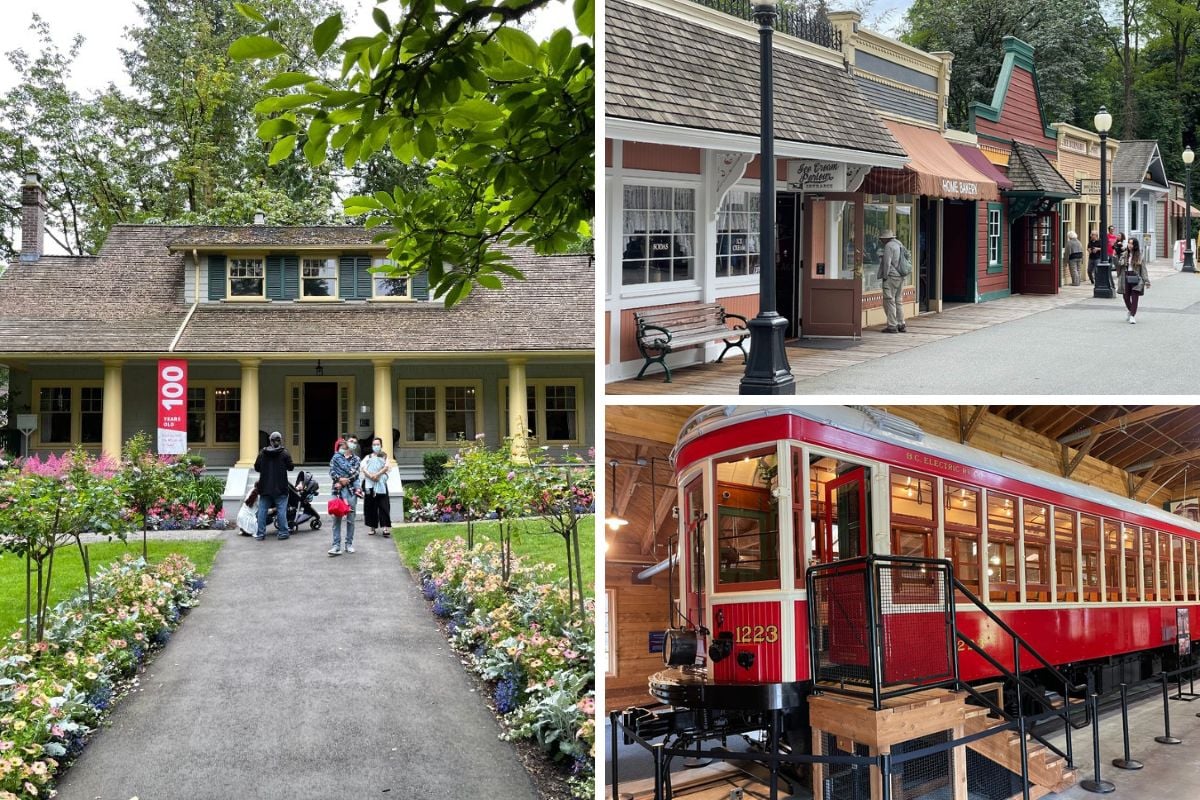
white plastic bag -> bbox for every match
[237,504,258,536]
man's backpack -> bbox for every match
[897,245,913,277]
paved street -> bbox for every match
[609,262,1197,396]
[53,529,535,800]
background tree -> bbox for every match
[232,0,595,306]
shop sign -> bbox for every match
[1078,178,1102,197]
[940,178,980,198]
[1060,137,1088,155]
[787,160,845,191]
[157,359,188,454]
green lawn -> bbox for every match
[393,515,595,591]
[0,538,223,637]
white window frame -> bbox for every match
[604,588,616,677]
[185,381,243,448]
[618,178,700,290]
[226,252,267,300]
[299,255,339,301]
[498,378,586,445]
[397,380,485,446]
[715,186,761,280]
[988,208,1002,265]
[32,380,103,448]
[370,256,415,301]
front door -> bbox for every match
[800,194,863,337]
[941,201,975,302]
[776,194,800,338]
[1015,212,1059,294]
[819,467,870,562]
[918,198,937,312]
[303,382,338,462]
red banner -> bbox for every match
[157,359,188,454]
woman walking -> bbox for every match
[1086,231,1102,284]
[1065,231,1083,286]
[328,440,361,555]
[1121,237,1150,324]
[361,436,392,538]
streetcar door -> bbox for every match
[821,466,869,562]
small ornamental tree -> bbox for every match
[527,445,594,619]
[0,449,130,649]
[121,432,190,559]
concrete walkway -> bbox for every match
[54,527,536,799]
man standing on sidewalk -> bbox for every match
[877,229,905,333]
[254,431,294,541]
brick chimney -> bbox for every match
[20,172,45,262]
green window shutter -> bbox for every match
[357,256,373,298]
[208,254,227,300]
[282,254,299,299]
[413,270,429,301]
[266,255,284,300]
[338,256,356,299]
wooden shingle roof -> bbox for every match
[0,225,594,355]
[606,0,905,158]
[1007,141,1077,197]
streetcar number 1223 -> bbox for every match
[734,625,779,644]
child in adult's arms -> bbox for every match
[362,436,392,538]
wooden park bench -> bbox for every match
[634,303,749,382]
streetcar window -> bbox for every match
[684,478,705,622]
[1189,541,1197,602]
[1124,526,1141,601]
[1103,520,1122,601]
[1081,514,1102,602]
[944,483,981,597]
[890,470,936,559]
[1023,502,1050,602]
[1158,532,1171,600]
[987,493,1018,602]
[808,455,870,565]
[792,448,805,587]
[1054,509,1077,602]
[714,450,779,589]
[1173,537,1186,602]
[1142,529,1157,601]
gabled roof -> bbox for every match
[968,36,1057,141]
[0,225,593,356]
[605,0,905,158]
[1111,140,1169,188]
[1007,141,1077,197]
[168,226,389,251]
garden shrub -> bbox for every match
[0,554,205,800]
[417,537,595,799]
[422,450,450,483]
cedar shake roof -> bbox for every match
[606,0,905,158]
[168,225,390,250]
[1007,141,1077,197]
[1110,140,1168,187]
[0,225,593,355]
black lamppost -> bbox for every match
[739,0,794,396]
[1183,145,1195,273]
[1093,107,1115,299]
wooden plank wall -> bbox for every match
[606,567,671,712]
[882,406,1169,502]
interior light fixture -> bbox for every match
[605,459,629,531]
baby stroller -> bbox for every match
[266,470,323,532]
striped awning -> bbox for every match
[859,121,1001,202]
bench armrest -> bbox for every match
[639,323,672,343]
[723,312,749,328]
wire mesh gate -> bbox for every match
[807,555,959,708]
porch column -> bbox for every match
[101,359,123,461]
[237,358,261,467]
[507,357,529,462]
[372,358,394,464]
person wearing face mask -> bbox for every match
[328,439,361,556]
[361,436,392,538]
[253,431,294,541]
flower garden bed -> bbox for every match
[418,537,595,800]
[0,554,207,800]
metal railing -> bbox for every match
[688,0,844,51]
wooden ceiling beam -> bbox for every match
[959,405,987,443]
[1128,446,1200,473]
[1058,405,1187,445]
[1063,426,1102,479]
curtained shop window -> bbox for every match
[621,184,696,285]
[716,190,760,278]
[1026,215,1053,264]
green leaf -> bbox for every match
[313,13,343,57]
[229,35,287,60]
[256,117,298,140]
[234,2,266,23]
[477,274,503,290]
[416,123,437,160]
[495,27,540,67]
[547,28,573,70]
[573,0,594,38]
[268,135,297,165]
[483,61,535,82]
[254,94,318,113]
[455,98,503,122]
[340,36,380,55]
[263,72,317,90]
[372,7,392,34]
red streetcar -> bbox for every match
[650,405,1200,711]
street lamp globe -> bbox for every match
[1094,107,1113,134]
[1184,146,1195,166]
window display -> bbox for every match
[863,195,914,292]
